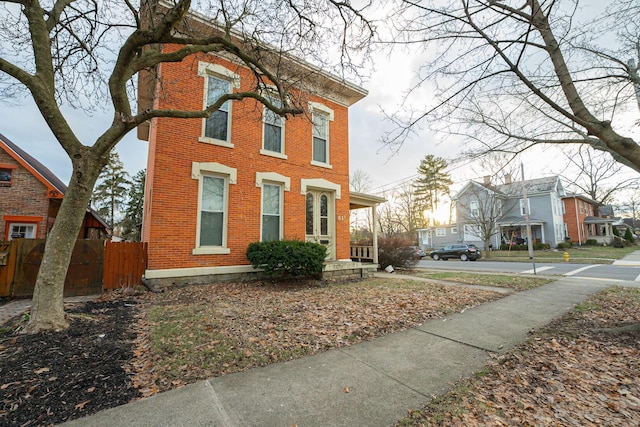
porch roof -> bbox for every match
[497,216,545,227]
[583,216,615,225]
[350,192,386,210]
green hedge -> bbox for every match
[499,243,551,251]
[246,240,327,278]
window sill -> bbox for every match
[260,149,288,160]
[198,137,234,148]
[192,247,231,255]
[310,160,332,169]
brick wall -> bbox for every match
[143,50,353,272]
[0,150,50,240]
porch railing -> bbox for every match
[350,245,374,262]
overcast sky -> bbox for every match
[1,1,636,201]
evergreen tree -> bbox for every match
[92,152,131,233]
[413,155,453,223]
[121,169,146,241]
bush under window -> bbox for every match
[246,240,326,279]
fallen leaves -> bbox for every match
[135,278,502,392]
[400,286,640,426]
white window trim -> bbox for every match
[519,199,531,216]
[260,149,288,160]
[191,162,237,255]
[260,182,284,241]
[197,62,240,148]
[451,227,458,234]
[300,178,341,199]
[436,228,446,237]
[256,172,290,191]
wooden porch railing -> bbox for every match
[350,245,374,262]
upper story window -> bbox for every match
[262,97,286,157]
[197,62,240,148]
[312,111,329,164]
[204,76,231,142]
[309,102,334,168]
[519,198,531,215]
[470,200,479,217]
[0,165,16,187]
[436,228,446,236]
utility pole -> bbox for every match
[521,163,536,274]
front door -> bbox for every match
[305,190,335,259]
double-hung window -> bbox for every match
[192,162,237,255]
[198,62,239,148]
[263,97,285,155]
[519,199,530,216]
[200,175,226,246]
[470,200,479,217]
[312,111,329,164]
[204,76,231,142]
[261,183,282,241]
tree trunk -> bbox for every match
[484,238,491,258]
[26,158,102,333]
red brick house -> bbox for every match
[562,193,615,244]
[0,133,108,241]
[138,24,379,284]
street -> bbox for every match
[416,258,640,282]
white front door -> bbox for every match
[305,190,335,259]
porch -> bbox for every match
[349,191,386,265]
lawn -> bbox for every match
[410,271,553,291]
[483,245,638,264]
[136,277,506,393]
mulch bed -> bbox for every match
[0,300,141,426]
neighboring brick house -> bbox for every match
[138,16,375,284]
[0,133,108,241]
[562,194,617,244]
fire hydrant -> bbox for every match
[563,251,570,262]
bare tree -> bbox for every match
[0,0,373,332]
[456,183,517,256]
[386,0,640,173]
[562,146,638,205]
[617,190,640,231]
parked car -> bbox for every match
[429,244,482,261]
[409,246,426,259]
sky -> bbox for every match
[0,0,637,203]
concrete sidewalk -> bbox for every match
[61,276,638,427]
[612,250,640,266]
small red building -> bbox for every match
[0,133,108,241]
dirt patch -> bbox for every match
[0,299,140,426]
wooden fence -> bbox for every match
[103,240,148,290]
[0,239,147,297]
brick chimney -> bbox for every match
[504,174,512,185]
[483,175,491,185]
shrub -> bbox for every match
[611,237,625,248]
[246,240,327,279]
[612,226,620,236]
[499,243,551,251]
[624,228,635,244]
[378,235,419,270]
[585,239,598,246]
[556,242,572,250]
